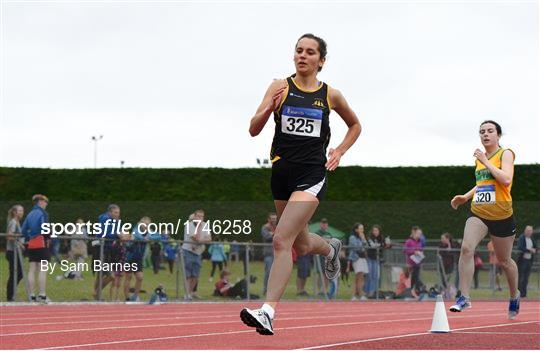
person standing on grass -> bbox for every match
[93,204,121,299]
[21,194,50,303]
[347,223,368,301]
[404,226,425,295]
[365,225,390,298]
[208,236,227,282]
[6,204,24,301]
[261,213,277,295]
[517,225,536,298]
[124,216,151,301]
[182,209,211,300]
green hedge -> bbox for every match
[0,165,538,240]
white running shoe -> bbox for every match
[240,308,274,336]
[324,238,342,280]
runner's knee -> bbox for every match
[460,244,474,258]
[273,232,293,253]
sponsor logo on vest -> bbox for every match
[475,168,495,182]
[312,98,326,109]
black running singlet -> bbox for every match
[270,76,331,165]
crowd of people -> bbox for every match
[4,195,538,303]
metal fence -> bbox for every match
[1,233,539,303]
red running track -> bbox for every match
[1,300,539,349]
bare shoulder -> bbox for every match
[501,148,515,162]
[327,86,346,110]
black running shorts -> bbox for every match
[271,158,327,201]
[471,213,516,238]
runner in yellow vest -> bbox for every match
[449,120,519,319]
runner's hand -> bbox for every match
[451,195,468,210]
[326,148,342,171]
[474,149,488,165]
[267,85,287,112]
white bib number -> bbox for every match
[473,185,496,205]
[281,105,322,137]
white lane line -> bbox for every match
[1,305,463,328]
[36,312,535,350]
[454,332,540,335]
[1,311,434,336]
[1,306,354,322]
[1,307,510,335]
[298,320,540,350]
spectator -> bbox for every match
[296,253,312,296]
[347,223,368,301]
[149,284,168,304]
[208,236,227,281]
[222,239,231,263]
[339,246,350,288]
[21,194,50,303]
[93,204,121,300]
[6,204,24,302]
[316,218,332,239]
[473,252,483,289]
[109,233,128,302]
[182,209,211,300]
[261,212,277,295]
[238,241,255,276]
[69,218,88,280]
[395,269,416,299]
[404,226,425,294]
[124,216,151,302]
[487,240,502,291]
[517,225,536,298]
[438,233,459,289]
[418,228,427,248]
[214,270,259,299]
[230,240,240,263]
[50,237,61,263]
[163,236,178,274]
[150,236,162,274]
[315,218,332,294]
[365,224,391,298]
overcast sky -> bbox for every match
[0,0,538,169]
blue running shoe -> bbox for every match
[449,294,471,312]
[508,292,520,320]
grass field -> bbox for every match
[1,252,539,303]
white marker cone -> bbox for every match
[429,294,450,333]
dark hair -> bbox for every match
[442,232,453,241]
[352,223,363,235]
[480,120,502,136]
[296,33,327,72]
[370,225,382,236]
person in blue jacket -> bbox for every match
[208,237,227,281]
[93,204,122,299]
[124,216,151,301]
[21,194,50,303]
[163,237,178,274]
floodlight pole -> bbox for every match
[91,135,103,168]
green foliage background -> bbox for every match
[1,165,538,240]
